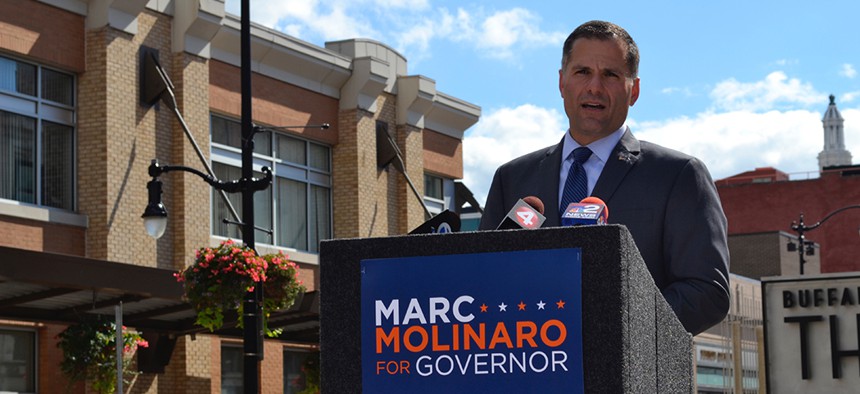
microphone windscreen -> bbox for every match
[408,210,461,234]
[522,196,545,215]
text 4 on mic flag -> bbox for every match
[360,249,584,393]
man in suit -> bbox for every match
[478,20,730,336]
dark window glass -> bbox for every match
[0,329,36,393]
[211,115,270,155]
[276,133,306,165]
[41,68,74,106]
[424,174,443,200]
[0,57,36,96]
[221,345,242,394]
[277,178,307,250]
[42,121,74,209]
[0,111,37,204]
[284,350,319,394]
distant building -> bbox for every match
[728,231,820,278]
[694,274,763,394]
[718,96,860,274]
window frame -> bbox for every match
[209,113,332,253]
[0,53,76,212]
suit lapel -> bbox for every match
[538,139,564,226]
[592,127,640,202]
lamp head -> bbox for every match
[142,178,168,239]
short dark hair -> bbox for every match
[561,20,639,77]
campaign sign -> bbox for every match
[361,248,584,393]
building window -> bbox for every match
[424,173,455,217]
[424,174,443,200]
[284,349,318,393]
[210,115,331,252]
[0,55,75,211]
[221,344,243,394]
[0,328,36,393]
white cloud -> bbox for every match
[840,63,857,79]
[373,0,429,9]
[462,105,566,205]
[842,91,860,103]
[227,1,565,63]
[475,8,567,59]
[395,8,463,56]
[661,87,693,97]
[463,73,847,206]
[773,59,798,66]
[845,108,860,160]
[230,0,379,41]
[634,110,822,180]
[464,107,827,206]
[393,7,565,61]
[710,71,824,112]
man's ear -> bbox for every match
[558,69,565,98]
[629,77,640,106]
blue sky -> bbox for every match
[226,0,860,204]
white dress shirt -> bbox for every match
[558,125,627,204]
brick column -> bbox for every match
[395,123,425,233]
[332,108,362,239]
[168,52,211,270]
[77,26,110,261]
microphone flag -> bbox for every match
[561,197,608,226]
[497,198,546,230]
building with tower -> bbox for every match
[718,95,860,275]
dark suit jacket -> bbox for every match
[479,129,730,335]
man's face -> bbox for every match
[559,38,640,145]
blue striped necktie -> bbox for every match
[560,147,593,215]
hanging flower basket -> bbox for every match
[175,239,305,336]
[56,319,149,394]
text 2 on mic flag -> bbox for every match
[360,249,584,393]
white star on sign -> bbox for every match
[537,301,546,310]
[499,303,507,312]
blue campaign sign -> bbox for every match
[360,248,583,393]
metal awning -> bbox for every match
[0,246,319,343]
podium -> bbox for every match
[319,225,692,393]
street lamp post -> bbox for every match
[790,205,860,275]
[141,1,265,392]
[140,1,328,390]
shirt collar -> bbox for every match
[562,124,627,164]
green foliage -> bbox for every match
[175,239,306,336]
[56,319,148,394]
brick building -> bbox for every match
[0,1,479,393]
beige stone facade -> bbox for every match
[0,0,479,392]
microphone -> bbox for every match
[408,210,461,234]
[561,196,609,226]
[496,196,546,230]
